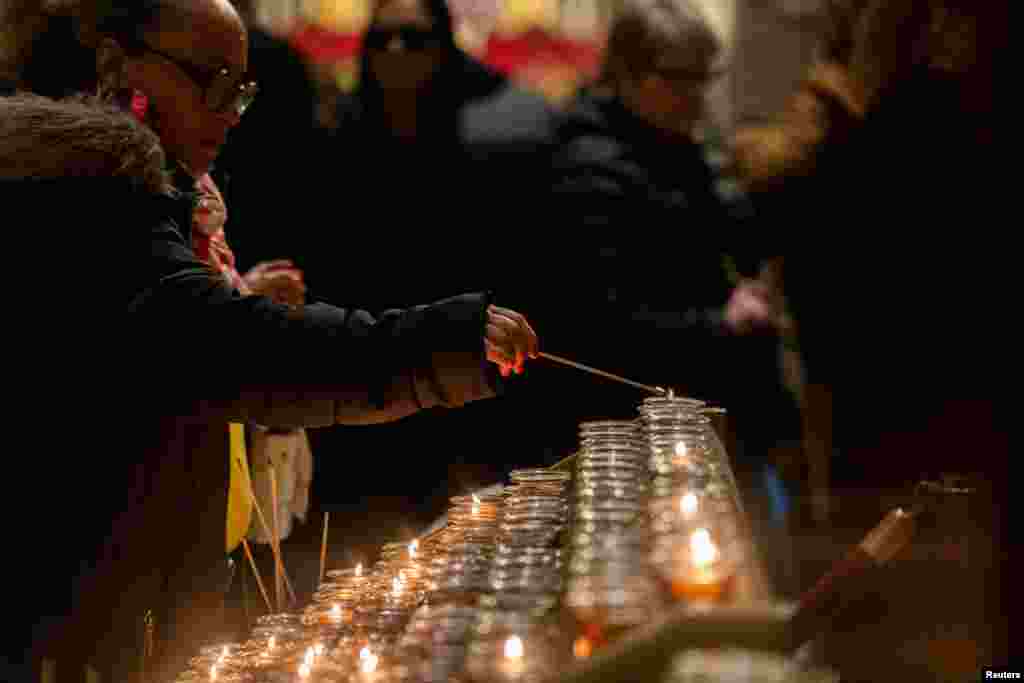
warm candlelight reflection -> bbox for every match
[360,646,372,661]
[501,635,526,677]
[680,492,699,519]
[691,528,719,568]
[573,636,593,659]
[356,563,363,577]
[314,642,325,656]
[667,525,734,602]
[472,494,482,515]
[361,653,379,674]
[505,635,524,659]
[209,663,217,681]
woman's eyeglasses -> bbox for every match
[363,27,442,53]
[651,66,724,95]
[120,37,259,116]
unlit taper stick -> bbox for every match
[241,538,273,613]
[319,511,330,590]
[269,468,282,612]
[537,352,667,395]
[248,481,298,608]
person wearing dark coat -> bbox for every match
[543,0,756,373]
[305,0,559,310]
[731,0,1005,678]
[211,1,327,268]
[292,0,561,519]
[535,0,801,586]
[2,11,538,681]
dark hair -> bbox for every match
[15,1,171,99]
[598,0,721,89]
[17,12,100,98]
[91,0,168,46]
[820,0,872,64]
[350,0,504,147]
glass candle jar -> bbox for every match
[650,521,741,604]
[665,649,839,683]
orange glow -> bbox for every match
[573,636,593,659]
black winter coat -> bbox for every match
[3,96,499,682]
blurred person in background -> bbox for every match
[306,0,557,308]
[296,0,560,528]
[535,0,803,594]
[731,0,1004,679]
[731,0,868,531]
[212,0,329,267]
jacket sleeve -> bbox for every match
[127,219,499,429]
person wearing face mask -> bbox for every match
[4,2,540,680]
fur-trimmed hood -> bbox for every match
[0,93,174,196]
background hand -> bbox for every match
[243,260,306,307]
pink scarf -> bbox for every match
[190,172,250,295]
[124,93,246,294]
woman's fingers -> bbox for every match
[490,305,539,358]
[488,306,537,371]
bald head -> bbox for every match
[151,0,247,74]
[94,0,244,47]
[94,0,249,175]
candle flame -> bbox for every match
[298,662,311,678]
[315,642,325,656]
[305,646,315,666]
[356,563,363,577]
[690,528,719,568]
[360,646,372,660]
[680,492,699,518]
[331,603,341,617]
[361,654,379,674]
[409,539,418,559]
[504,635,524,659]
[573,636,593,659]
[392,577,402,594]
[674,441,688,459]
[472,494,481,515]
[268,635,276,650]
[210,664,218,681]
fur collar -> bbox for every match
[0,93,174,197]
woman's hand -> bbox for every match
[243,260,306,307]
[485,305,539,377]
